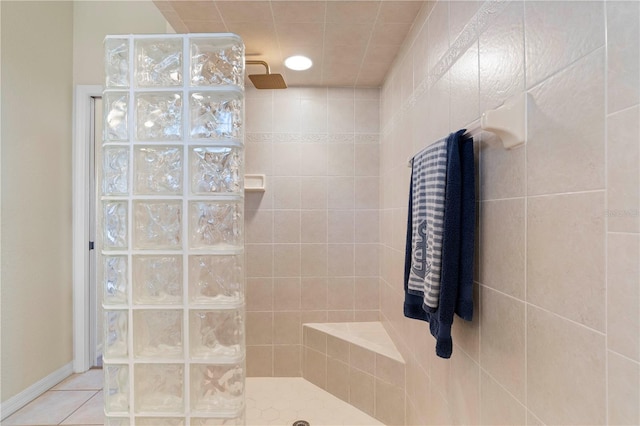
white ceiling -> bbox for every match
[152,0,428,87]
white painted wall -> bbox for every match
[73,0,169,85]
[0,0,169,406]
[1,0,74,402]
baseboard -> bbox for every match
[0,362,73,420]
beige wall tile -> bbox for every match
[355,144,379,177]
[327,177,355,210]
[607,1,640,113]
[355,99,380,134]
[450,44,480,129]
[328,310,355,322]
[354,277,379,310]
[327,277,355,310]
[327,335,350,363]
[246,97,273,133]
[303,347,327,389]
[349,367,375,417]
[527,305,606,425]
[273,245,301,278]
[246,244,273,278]
[301,310,328,325]
[326,358,350,402]
[451,283,480,361]
[272,142,301,176]
[299,143,328,177]
[374,378,405,426]
[246,278,273,312]
[328,209,355,243]
[273,311,301,345]
[480,370,526,426]
[300,244,328,278]
[354,210,379,243]
[355,176,379,209]
[300,177,328,210]
[303,326,327,353]
[245,141,273,177]
[480,286,525,402]
[527,192,605,330]
[327,144,355,176]
[479,2,525,113]
[300,210,327,243]
[607,351,640,426]
[273,344,301,377]
[480,199,525,299]
[246,345,273,377]
[525,1,604,87]
[607,106,640,233]
[273,277,301,311]
[328,98,355,134]
[350,344,375,375]
[246,312,273,345]
[449,349,480,425]
[245,209,273,244]
[375,354,404,388]
[527,50,605,195]
[327,244,354,276]
[300,98,328,134]
[301,277,327,310]
[273,210,300,243]
[272,177,301,209]
[480,133,525,200]
[607,233,640,361]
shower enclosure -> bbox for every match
[100,34,245,425]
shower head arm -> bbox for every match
[246,60,272,75]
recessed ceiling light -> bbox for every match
[284,55,312,71]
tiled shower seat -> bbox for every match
[302,322,406,426]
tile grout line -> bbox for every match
[603,2,610,424]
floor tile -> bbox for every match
[2,390,96,425]
[52,369,103,391]
[60,391,104,425]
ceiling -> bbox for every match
[152,0,428,88]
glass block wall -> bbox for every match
[101,34,245,425]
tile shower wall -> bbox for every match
[244,87,380,377]
[381,1,639,425]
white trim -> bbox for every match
[72,85,103,373]
[0,362,73,420]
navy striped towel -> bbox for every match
[406,137,448,312]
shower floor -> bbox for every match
[2,371,383,426]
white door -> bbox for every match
[89,95,102,367]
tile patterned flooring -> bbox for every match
[3,371,383,426]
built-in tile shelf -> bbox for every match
[244,174,266,192]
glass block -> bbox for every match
[106,417,130,426]
[133,255,182,305]
[135,92,182,141]
[105,364,129,413]
[188,255,243,304]
[104,92,129,141]
[190,91,243,140]
[190,309,243,360]
[135,38,183,87]
[136,418,184,426]
[104,310,128,359]
[102,146,129,195]
[191,415,244,426]
[134,146,182,194]
[104,256,128,305]
[190,37,243,88]
[189,201,243,249]
[133,201,182,250]
[105,38,129,88]
[133,310,183,358]
[190,146,242,194]
[134,363,184,413]
[190,363,244,413]
[103,201,128,250]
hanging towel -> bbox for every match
[403,129,475,359]
[406,136,448,312]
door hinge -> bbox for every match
[89,241,95,250]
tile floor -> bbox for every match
[3,371,384,426]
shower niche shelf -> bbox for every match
[244,174,266,192]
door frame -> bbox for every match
[72,85,102,373]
